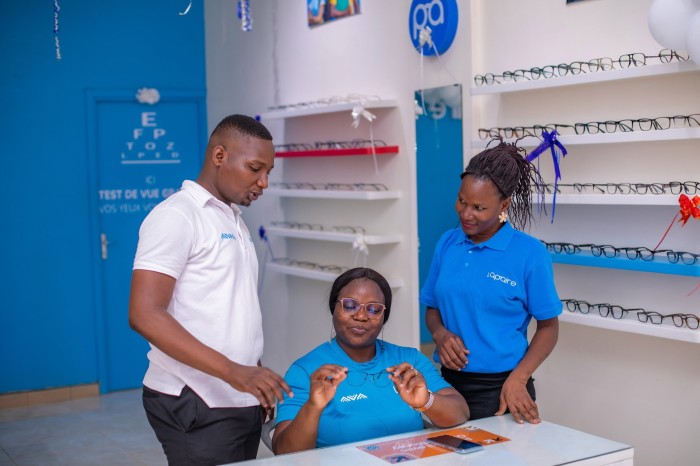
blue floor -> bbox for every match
[0,389,273,465]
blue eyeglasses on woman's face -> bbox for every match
[337,298,385,319]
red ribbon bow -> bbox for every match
[678,194,700,226]
[654,194,699,251]
[653,194,700,297]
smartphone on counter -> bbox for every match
[425,434,484,454]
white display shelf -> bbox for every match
[472,127,700,149]
[537,193,679,206]
[265,226,402,245]
[266,187,401,201]
[470,61,700,96]
[258,99,398,120]
[266,262,403,288]
[560,310,700,344]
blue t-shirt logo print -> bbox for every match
[220,233,236,240]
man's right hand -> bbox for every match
[226,364,294,409]
[433,328,469,371]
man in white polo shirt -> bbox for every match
[129,114,292,465]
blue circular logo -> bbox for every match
[408,0,459,56]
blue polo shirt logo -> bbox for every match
[221,233,236,240]
[486,271,517,287]
[340,393,368,402]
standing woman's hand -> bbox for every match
[496,374,540,424]
[387,363,430,409]
[308,364,348,409]
[432,327,469,370]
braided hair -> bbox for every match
[461,140,544,231]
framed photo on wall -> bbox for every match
[308,0,361,28]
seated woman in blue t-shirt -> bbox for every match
[272,267,469,454]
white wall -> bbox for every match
[205,1,699,465]
[204,0,473,374]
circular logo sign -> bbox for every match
[408,0,459,56]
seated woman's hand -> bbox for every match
[308,364,348,410]
[386,363,430,410]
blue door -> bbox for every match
[88,90,206,392]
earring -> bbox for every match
[499,211,508,223]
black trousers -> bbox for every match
[441,368,536,420]
[143,386,262,466]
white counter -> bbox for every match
[235,415,633,465]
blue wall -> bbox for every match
[0,1,206,392]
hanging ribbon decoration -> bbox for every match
[416,28,431,119]
[415,26,459,120]
[179,0,192,15]
[351,233,369,267]
[351,104,379,175]
[526,130,568,223]
[653,194,700,250]
[53,0,62,60]
[238,0,252,31]
[652,194,700,297]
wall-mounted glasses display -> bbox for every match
[562,299,699,329]
[474,49,689,86]
[479,113,700,139]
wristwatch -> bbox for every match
[414,390,434,412]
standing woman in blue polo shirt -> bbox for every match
[420,141,561,424]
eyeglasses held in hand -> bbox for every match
[345,370,392,388]
[337,297,386,319]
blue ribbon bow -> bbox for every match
[526,130,568,223]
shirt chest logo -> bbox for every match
[486,271,517,287]
[340,393,368,402]
[220,232,237,240]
